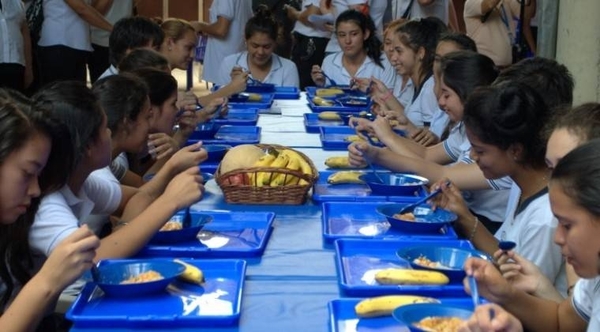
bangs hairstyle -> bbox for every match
[245,5,279,42]
[552,138,600,218]
[32,81,103,176]
[440,51,497,103]
[92,74,149,134]
[130,68,177,107]
[396,17,448,78]
[336,9,384,68]
[463,83,551,169]
[118,48,170,73]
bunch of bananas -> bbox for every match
[174,259,204,284]
[355,295,440,317]
[248,149,313,187]
[375,269,450,285]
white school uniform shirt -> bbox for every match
[293,0,331,39]
[0,0,25,65]
[392,75,414,108]
[202,0,253,83]
[38,0,93,51]
[90,0,133,47]
[442,122,509,222]
[98,64,118,80]
[321,52,395,89]
[572,276,600,329]
[429,108,450,139]
[410,0,449,23]
[216,51,300,88]
[325,0,386,53]
[30,168,122,256]
[403,76,440,127]
[495,183,568,296]
[110,152,130,181]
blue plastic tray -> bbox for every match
[212,108,259,127]
[313,171,427,203]
[188,125,261,147]
[308,96,366,113]
[199,162,219,176]
[322,202,457,244]
[67,259,246,329]
[328,298,474,332]
[228,93,274,109]
[320,126,359,150]
[334,238,474,297]
[304,113,346,133]
[305,86,367,98]
[274,86,301,99]
[138,211,275,258]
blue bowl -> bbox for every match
[397,246,490,283]
[95,260,185,298]
[359,173,428,196]
[376,203,457,233]
[246,83,275,93]
[203,144,231,163]
[200,172,214,184]
[393,303,473,332]
[149,213,213,244]
[190,122,218,140]
[337,96,370,108]
[229,93,251,103]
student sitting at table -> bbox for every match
[215,6,300,88]
[433,83,567,296]
[310,9,394,89]
[349,51,509,232]
[0,91,99,331]
[28,81,204,261]
[461,139,600,332]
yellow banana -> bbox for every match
[279,149,313,185]
[258,153,289,186]
[271,153,300,186]
[174,259,204,285]
[325,156,364,169]
[313,96,335,106]
[355,295,440,318]
[316,88,344,97]
[327,171,365,184]
[251,154,276,186]
[247,93,262,101]
[375,269,450,285]
[318,111,342,121]
[344,135,364,143]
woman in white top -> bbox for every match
[217,6,300,88]
[37,0,112,85]
[194,0,253,84]
[0,0,32,91]
[311,9,394,89]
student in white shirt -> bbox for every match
[0,0,32,91]
[194,0,253,84]
[217,6,300,88]
[37,0,112,85]
[311,9,394,89]
[0,92,99,331]
[350,52,509,224]
[29,81,203,260]
[382,19,413,109]
[461,139,600,332]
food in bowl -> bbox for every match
[414,316,464,332]
[413,255,452,270]
[159,220,183,232]
[393,212,415,221]
[120,270,164,284]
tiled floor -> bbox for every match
[171,62,213,97]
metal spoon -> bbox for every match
[321,70,338,87]
[91,264,101,282]
[499,241,516,252]
[397,181,451,215]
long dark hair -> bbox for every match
[440,51,497,104]
[130,68,177,108]
[336,9,384,68]
[0,93,69,309]
[245,5,280,42]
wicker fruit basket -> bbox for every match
[215,144,319,205]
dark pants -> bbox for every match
[88,43,110,83]
[37,45,89,87]
[291,32,329,90]
[0,63,25,91]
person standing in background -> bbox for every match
[286,0,331,89]
[193,0,253,84]
[0,0,33,92]
[88,0,133,83]
[464,0,513,67]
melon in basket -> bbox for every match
[218,144,265,184]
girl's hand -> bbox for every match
[410,128,439,146]
[369,77,392,97]
[229,71,248,94]
[230,65,246,80]
[311,65,326,87]
[177,110,198,137]
[166,141,208,174]
[163,166,205,209]
[430,179,472,219]
[148,133,179,160]
[196,97,226,123]
[176,91,198,113]
[351,116,395,142]
[37,225,100,290]
[348,141,379,168]
[495,250,556,298]
[459,303,523,332]
[463,257,514,304]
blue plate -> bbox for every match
[393,303,473,332]
[203,144,231,163]
[396,246,490,283]
[308,95,366,113]
[138,211,275,258]
[228,93,274,109]
[328,298,476,332]
[228,93,250,103]
[245,82,276,93]
[360,173,429,196]
[321,202,457,245]
[334,238,474,297]
[273,86,300,99]
[212,108,259,127]
[67,259,247,328]
[189,122,218,140]
[376,204,457,234]
[188,125,261,147]
[94,260,185,298]
[337,96,370,108]
[319,126,360,150]
[303,113,346,133]
[149,213,213,244]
